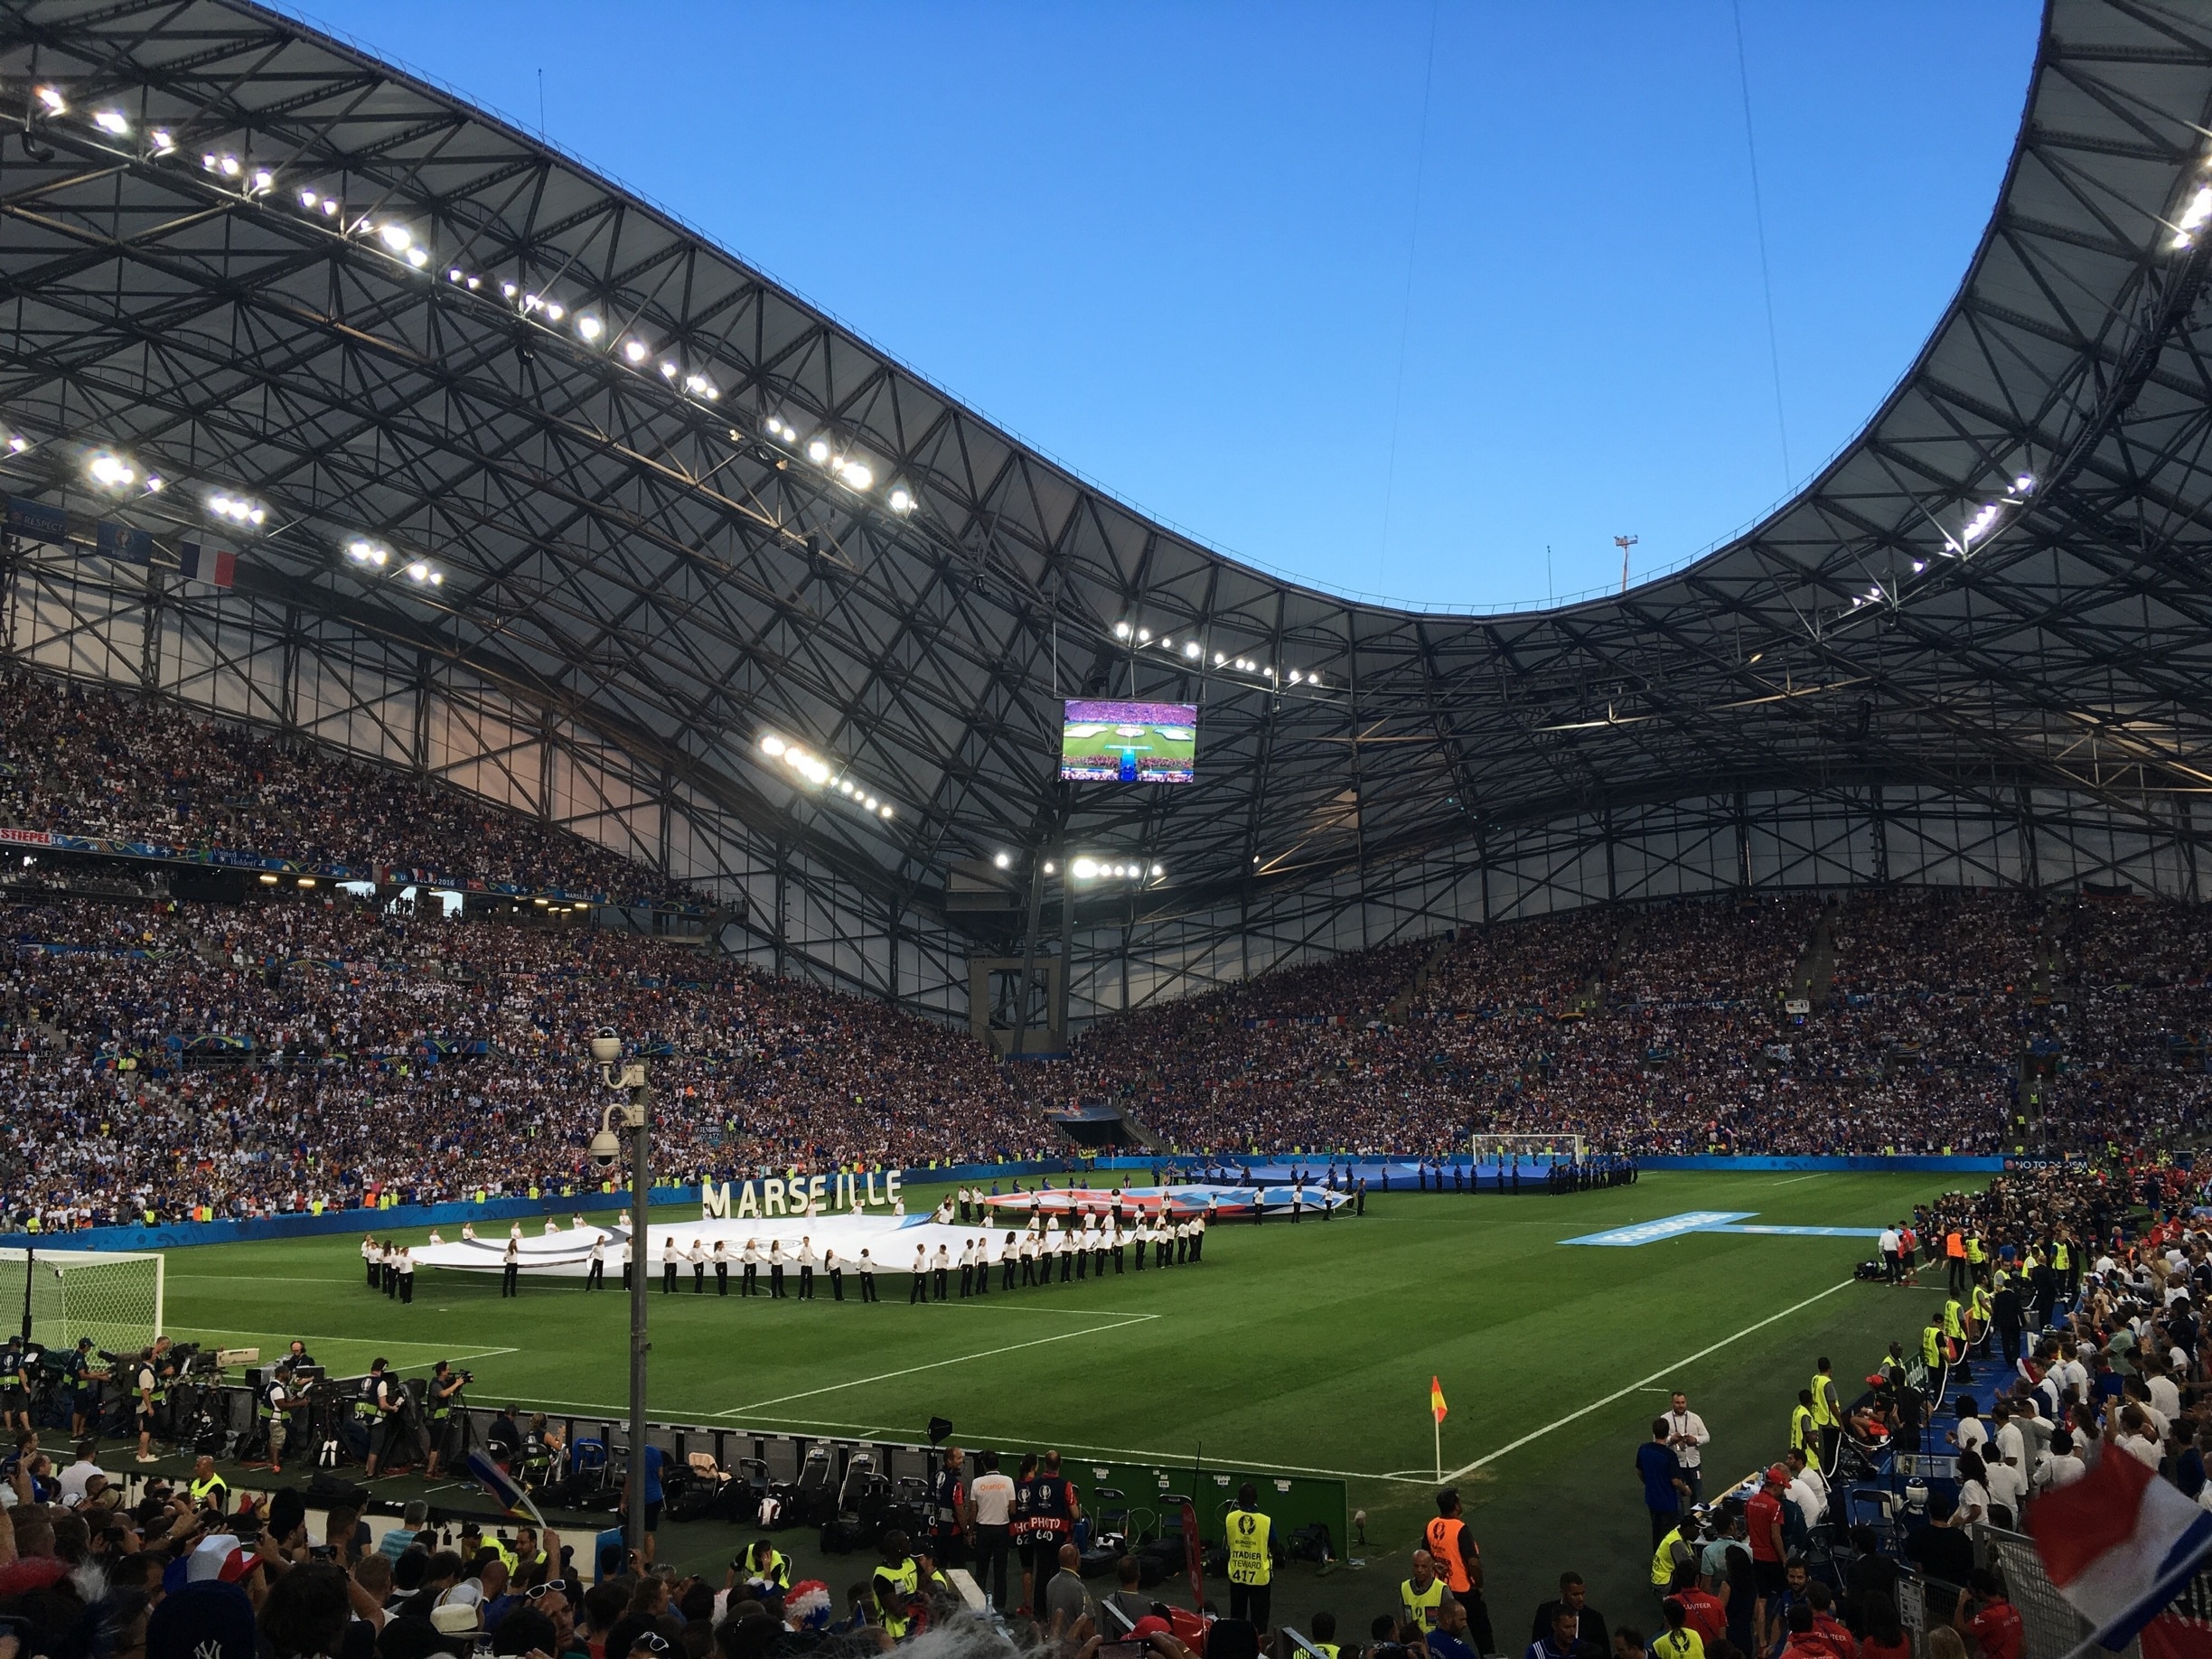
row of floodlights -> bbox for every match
[1111,622,1323,688]
[989,851,1164,882]
[1849,473,2037,614]
[756,733,895,821]
[40,85,927,527]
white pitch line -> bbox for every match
[1439,1279,1856,1483]
[166,1326,519,1362]
[716,1315,1159,1414]
[1768,1175,1825,1187]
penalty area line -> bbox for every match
[1439,1279,1856,1484]
[715,1315,1159,1415]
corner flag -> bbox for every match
[1430,1376,1448,1423]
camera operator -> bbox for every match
[63,1338,107,1439]
[254,1360,301,1476]
[0,1331,31,1433]
[423,1360,470,1478]
[358,1357,405,1477]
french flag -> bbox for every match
[464,1448,545,1527]
[2030,1445,2212,1653]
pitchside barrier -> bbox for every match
[0,1151,2010,1254]
[184,1383,1345,1561]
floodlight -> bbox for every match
[879,805,893,819]
[1289,670,1301,683]
[377,223,412,252]
[1137,628,1151,643]
[806,437,831,464]
[544,302,565,322]
[321,199,339,217]
[1214,652,1225,666]
[149,129,175,154]
[93,110,129,136]
[249,168,274,193]
[577,315,604,342]
[1114,622,1131,639]
[406,560,431,582]
[86,452,135,489]
[1151,864,1163,876]
[1184,641,1201,659]
[863,795,878,811]
[501,282,519,298]
[759,734,786,757]
[992,851,1011,869]
[144,474,164,492]
[5,436,26,454]
[888,487,914,512]
[1043,861,1056,875]
[34,87,64,116]
[623,339,650,364]
[301,190,320,208]
[1072,858,1098,879]
[840,461,873,490]
[405,247,428,268]
[220,155,241,177]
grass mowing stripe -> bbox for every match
[1441,1277,1856,1481]
[716,1314,1160,1414]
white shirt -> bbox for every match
[1666,1408,1711,1469]
[57,1457,108,1504]
[2033,1450,2085,1491]
[971,1470,1017,1526]
[1787,1470,1829,1526]
[1985,1458,2028,1521]
[2121,1432,2164,1468]
[2148,1374,2182,1420]
[797,1244,820,1269]
[1954,1415,1988,1457]
[1879,1228,1900,1255]
[1994,1420,2026,1471]
[1954,1477,1990,1525]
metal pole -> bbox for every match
[627,1074,651,1565]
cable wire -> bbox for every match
[1731,0,1792,488]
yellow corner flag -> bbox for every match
[1430,1375,1448,1424]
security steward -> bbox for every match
[188,1452,230,1515]
[872,1531,923,1639]
[737,1539,792,1597]
[359,1357,402,1478]
[1942,1296,1971,1381]
[424,1361,468,1479]
[1401,1549,1448,1635]
[254,1360,300,1475]
[1225,1481,1275,1632]
[1809,1358,1841,1471]
[1424,1487,1493,1654]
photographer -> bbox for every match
[254,1360,301,1476]
[423,1361,470,1478]
[64,1337,108,1439]
[358,1358,403,1477]
[0,1332,31,1433]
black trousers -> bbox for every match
[743,1264,758,1296]
[911,1273,927,1304]
[975,1524,1011,1609]
[501,1263,519,1297]
[860,1273,877,1302]
[1059,1253,1073,1283]
[1020,1258,1036,1285]
[716,1263,728,1295]
[623,1263,633,1289]
[934,1268,949,1299]
[830,1269,845,1301]
[771,1267,786,1298]
[400,1274,414,1303]
[961,1266,974,1298]
[693,1266,705,1293]
[799,1267,814,1299]
[1003,1260,1017,1290]
[662,1263,676,1292]
[1230,1584,1270,1631]
[975,1260,989,1297]
[367,1259,379,1288]
[586,1260,604,1289]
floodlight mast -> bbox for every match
[591,1026,651,1569]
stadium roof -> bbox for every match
[3,0,2212,961]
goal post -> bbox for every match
[0,1249,164,1356]
[1467,1132,1584,1167]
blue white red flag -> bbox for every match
[2030,1445,2212,1652]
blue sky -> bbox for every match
[290,1,2039,611]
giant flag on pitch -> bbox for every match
[2029,1442,2212,1651]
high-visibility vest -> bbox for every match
[189,1472,227,1507]
[1944,1300,1966,1341]
[745,1549,792,1591]
[1810,1372,1836,1427]
[1401,1578,1447,1632]
[1651,1524,1685,1588]
[875,1558,920,1637]
[1654,1629,1705,1659]
[1971,1287,1992,1325]
[2053,1242,2071,1270]
[1226,1509,1272,1586]
[1945,1232,1964,1260]
[1424,1515,1473,1594]
[1923,1326,1944,1366]
[1967,1236,1985,1264]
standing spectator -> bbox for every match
[1638,1418,1689,1547]
[1529,1572,1608,1654]
[968,1450,1016,1613]
[1664,1393,1710,1505]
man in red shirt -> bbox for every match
[1666,1565,1727,1648]
[1806,1582,1857,1659]
[1955,1572,2023,1659]
[1746,1467,1789,1651]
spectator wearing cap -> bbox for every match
[1745,1466,1789,1650]
[148,1582,260,1659]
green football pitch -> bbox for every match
[154,1170,1966,1632]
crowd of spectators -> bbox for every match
[0,673,693,907]
[1066,889,2212,1160]
[0,890,1047,1230]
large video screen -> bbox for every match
[1060,699,1198,783]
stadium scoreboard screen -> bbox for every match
[1060,699,1198,783]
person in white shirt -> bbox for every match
[686,1239,707,1294]
[56,1440,108,1505]
[543,1216,561,1234]
[2114,1402,2165,1467]
[2033,1429,2086,1493]
[1785,1448,1828,1528]
[1953,1401,1988,1458]
[1666,1392,1711,1504]
[398,1244,415,1304]
[711,1239,729,1296]
[361,1234,380,1289]
[740,1238,762,1297]
[661,1236,679,1294]
[1879,1225,1902,1281]
[510,1221,524,1242]
[796,1238,820,1300]
[2147,1367,2183,1424]
[767,1240,788,1298]
[910,1244,928,1304]
[932,1243,951,1300]
[461,1221,477,1242]
[1984,1445,2029,1525]
[1953,1449,1991,1527]
[967,1448,1019,1612]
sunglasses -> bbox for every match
[631,1636,671,1655]
[526,1583,569,1603]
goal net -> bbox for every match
[0,1250,164,1357]
[1468,1132,1584,1165]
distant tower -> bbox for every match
[1614,535,1639,594]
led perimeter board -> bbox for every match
[1060,700,1199,783]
